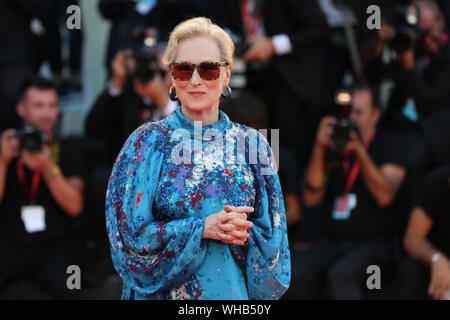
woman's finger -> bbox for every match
[224,205,254,214]
[231,239,247,246]
[223,205,234,212]
[217,223,237,233]
[217,221,252,235]
[234,206,254,213]
[229,229,250,240]
[217,230,249,242]
[227,218,253,229]
[220,212,247,224]
[219,236,247,246]
[216,232,237,243]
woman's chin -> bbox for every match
[182,102,212,112]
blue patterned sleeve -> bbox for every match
[105,124,207,297]
[245,133,291,299]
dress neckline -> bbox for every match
[170,106,232,141]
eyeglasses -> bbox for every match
[169,61,229,81]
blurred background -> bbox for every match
[0,0,449,300]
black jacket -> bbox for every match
[85,84,151,167]
[99,0,210,72]
[0,0,51,66]
[365,45,450,129]
[214,0,334,109]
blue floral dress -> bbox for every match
[105,107,290,300]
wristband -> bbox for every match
[44,165,61,180]
[431,252,443,263]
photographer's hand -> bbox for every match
[375,19,395,56]
[0,129,19,167]
[242,36,275,63]
[21,145,53,174]
[133,74,169,109]
[111,50,131,91]
[343,131,363,155]
[0,129,19,203]
[429,255,450,300]
[303,117,336,207]
[315,116,337,152]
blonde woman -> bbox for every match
[105,17,290,300]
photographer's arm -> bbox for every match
[403,206,440,264]
[0,159,8,204]
[396,59,450,115]
[403,206,450,300]
[0,129,19,204]
[282,0,330,51]
[352,139,406,208]
[21,149,84,217]
[303,117,336,207]
[303,145,327,207]
[44,172,84,218]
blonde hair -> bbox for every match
[163,17,234,66]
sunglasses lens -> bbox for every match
[199,62,220,80]
[173,63,192,80]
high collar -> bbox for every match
[168,107,232,141]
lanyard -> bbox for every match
[16,159,41,205]
[342,131,376,193]
[240,0,263,37]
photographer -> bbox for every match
[214,0,334,168]
[364,0,450,130]
[0,76,85,298]
[399,166,450,300]
[84,45,176,262]
[99,0,210,73]
[86,47,176,167]
[290,83,407,299]
[0,0,52,133]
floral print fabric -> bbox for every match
[105,107,290,299]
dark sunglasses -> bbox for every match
[169,61,229,81]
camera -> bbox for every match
[331,90,359,152]
[386,5,422,54]
[125,27,164,83]
[17,125,48,152]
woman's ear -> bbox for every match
[224,65,232,86]
[226,65,232,81]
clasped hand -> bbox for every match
[202,205,254,246]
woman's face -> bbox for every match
[171,36,231,114]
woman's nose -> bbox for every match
[190,68,202,85]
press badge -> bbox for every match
[21,206,46,233]
[332,193,357,220]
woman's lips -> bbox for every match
[188,91,206,97]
